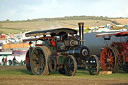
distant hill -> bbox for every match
[110,18,128,25]
[0,16,127,34]
[32,16,123,25]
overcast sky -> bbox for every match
[0,0,128,21]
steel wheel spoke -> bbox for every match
[64,55,77,76]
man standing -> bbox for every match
[4,57,7,65]
[13,57,16,65]
[2,57,4,65]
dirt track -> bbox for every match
[0,76,128,85]
[0,66,128,85]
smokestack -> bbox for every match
[78,22,84,46]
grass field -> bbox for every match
[110,19,128,25]
[0,20,115,34]
[0,66,128,85]
[0,17,128,34]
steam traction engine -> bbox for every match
[25,22,100,76]
[96,31,128,73]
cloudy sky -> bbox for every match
[0,0,128,21]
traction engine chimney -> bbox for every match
[78,22,84,46]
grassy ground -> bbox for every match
[0,66,128,85]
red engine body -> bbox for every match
[111,42,128,63]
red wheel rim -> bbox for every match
[100,47,116,71]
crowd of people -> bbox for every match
[1,57,25,65]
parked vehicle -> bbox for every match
[96,31,128,73]
[24,22,100,76]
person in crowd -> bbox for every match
[13,57,16,65]
[2,57,4,65]
[4,57,7,65]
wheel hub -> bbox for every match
[107,58,111,63]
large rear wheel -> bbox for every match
[100,46,119,73]
[30,46,51,75]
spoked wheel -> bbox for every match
[100,46,119,73]
[88,55,100,75]
[30,46,51,75]
[26,50,31,71]
[64,55,77,76]
[48,58,57,72]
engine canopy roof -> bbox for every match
[25,28,77,37]
[96,31,128,37]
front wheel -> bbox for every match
[88,55,100,75]
[64,55,77,76]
